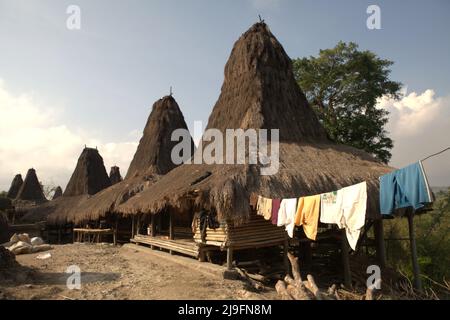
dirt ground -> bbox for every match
[0,243,278,300]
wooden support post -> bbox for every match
[341,229,352,289]
[407,212,423,292]
[151,214,156,237]
[72,229,75,244]
[169,211,174,240]
[58,228,61,244]
[226,247,234,270]
[283,239,290,274]
[374,219,387,269]
[131,215,135,238]
[136,214,141,236]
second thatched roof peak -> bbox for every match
[63,147,111,197]
[205,22,329,143]
[125,95,195,179]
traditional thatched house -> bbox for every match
[118,23,392,276]
[20,148,111,228]
[15,169,46,203]
[62,95,194,242]
[6,174,23,199]
[52,186,63,200]
[109,166,122,185]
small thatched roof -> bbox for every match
[63,147,111,197]
[62,96,195,225]
[15,169,46,203]
[20,148,111,224]
[6,174,23,199]
[118,22,392,224]
[52,186,63,200]
[109,166,122,185]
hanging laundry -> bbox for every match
[340,182,367,250]
[271,199,281,225]
[256,196,272,220]
[295,195,321,240]
[380,161,433,216]
[320,190,344,226]
[277,198,298,238]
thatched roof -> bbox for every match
[109,166,122,185]
[14,169,46,203]
[63,147,111,197]
[125,96,194,179]
[52,186,63,200]
[60,96,195,225]
[6,174,23,199]
[118,23,392,223]
[20,148,111,224]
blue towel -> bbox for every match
[380,161,433,215]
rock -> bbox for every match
[10,234,19,244]
[32,244,52,253]
[30,237,44,246]
[18,234,31,244]
[8,241,32,255]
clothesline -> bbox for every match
[421,146,450,162]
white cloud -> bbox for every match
[0,79,138,192]
[378,89,450,187]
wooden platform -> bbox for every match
[130,234,217,259]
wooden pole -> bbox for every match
[374,219,387,269]
[131,215,135,238]
[341,229,352,289]
[407,212,423,292]
[151,214,156,237]
[136,214,141,236]
[169,211,174,240]
[283,238,290,274]
[226,247,234,270]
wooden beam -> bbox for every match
[374,219,387,269]
[407,212,423,292]
[341,229,352,289]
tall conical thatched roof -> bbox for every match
[52,186,63,200]
[15,169,46,203]
[6,174,23,199]
[118,23,392,223]
[125,96,194,179]
[20,148,111,224]
[63,148,111,197]
[109,166,122,185]
[48,96,194,225]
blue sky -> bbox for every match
[0,0,449,190]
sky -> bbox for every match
[0,0,449,192]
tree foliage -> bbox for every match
[293,42,402,163]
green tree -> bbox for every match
[293,42,402,163]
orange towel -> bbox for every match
[295,195,321,240]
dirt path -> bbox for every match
[0,244,277,300]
